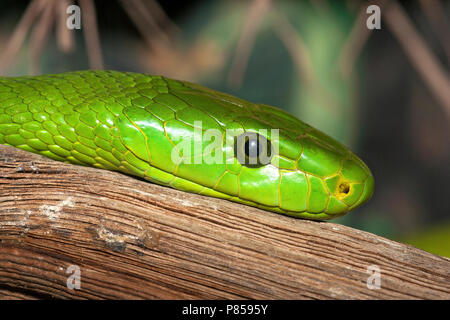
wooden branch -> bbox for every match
[0,144,449,299]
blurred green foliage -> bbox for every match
[399,223,450,258]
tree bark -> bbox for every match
[0,144,449,299]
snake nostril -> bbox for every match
[338,182,350,195]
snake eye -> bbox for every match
[235,132,273,167]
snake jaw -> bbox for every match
[350,171,375,211]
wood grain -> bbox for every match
[0,144,449,299]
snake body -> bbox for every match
[0,70,374,220]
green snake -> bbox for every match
[0,70,374,220]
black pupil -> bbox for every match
[244,138,261,157]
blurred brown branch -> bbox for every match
[271,8,340,113]
[227,0,341,112]
[419,0,450,64]
[0,0,181,74]
[79,0,103,69]
[0,0,47,74]
[270,9,315,90]
[56,0,75,53]
[338,0,389,77]
[119,0,172,48]
[142,0,178,35]
[0,0,104,73]
[385,1,450,119]
[29,2,54,75]
[227,0,271,89]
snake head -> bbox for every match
[231,103,375,220]
[118,76,374,220]
[226,102,375,220]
